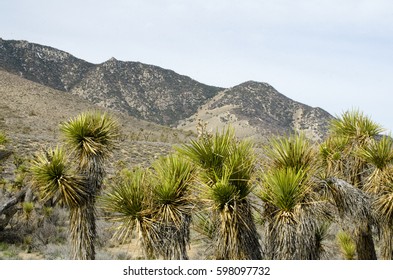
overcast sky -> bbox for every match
[2,0,393,132]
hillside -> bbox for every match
[0,38,222,126]
[179,81,333,141]
[0,38,333,140]
[0,69,194,178]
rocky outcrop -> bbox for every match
[178,81,333,140]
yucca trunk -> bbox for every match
[69,203,96,259]
[73,155,103,260]
[215,200,261,260]
[69,155,103,260]
[156,213,191,260]
[265,219,297,260]
[381,225,393,259]
[263,212,322,260]
[327,178,377,260]
[137,219,157,260]
[354,225,377,260]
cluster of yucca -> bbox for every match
[28,109,393,260]
[101,154,195,260]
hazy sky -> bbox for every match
[2,0,393,132]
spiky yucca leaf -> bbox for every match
[227,139,255,197]
[374,188,393,225]
[152,155,194,208]
[265,133,317,173]
[320,136,349,178]
[314,221,331,259]
[330,109,384,141]
[358,136,393,192]
[358,136,393,170]
[208,168,240,211]
[0,131,8,145]
[193,211,216,241]
[101,169,150,227]
[60,111,120,169]
[31,146,87,208]
[260,168,310,214]
[177,127,235,180]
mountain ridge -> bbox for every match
[0,38,333,140]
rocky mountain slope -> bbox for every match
[179,81,333,141]
[0,38,222,126]
[0,38,333,140]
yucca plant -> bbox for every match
[150,154,196,260]
[259,168,323,259]
[259,133,328,259]
[31,146,87,257]
[60,111,119,259]
[178,127,262,260]
[314,221,331,259]
[358,135,393,259]
[100,168,157,259]
[336,230,356,260]
[22,202,35,221]
[322,110,382,259]
[330,109,383,142]
[320,135,349,178]
[358,135,393,192]
[329,109,384,188]
[31,146,87,208]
